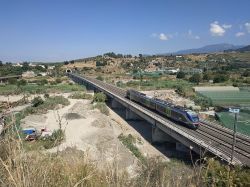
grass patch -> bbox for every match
[93,102,109,115]
[118,133,145,163]
[0,83,86,95]
[69,92,93,100]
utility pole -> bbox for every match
[229,108,240,163]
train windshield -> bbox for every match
[187,111,199,122]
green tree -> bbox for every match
[189,73,201,84]
[203,72,212,81]
[213,74,228,83]
[176,71,186,79]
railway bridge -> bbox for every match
[68,73,250,167]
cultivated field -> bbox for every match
[198,90,250,106]
[217,111,250,136]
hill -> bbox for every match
[173,43,244,55]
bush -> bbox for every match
[176,71,186,79]
[93,92,106,103]
[17,79,27,87]
[94,102,109,115]
[55,78,62,84]
[37,79,48,86]
[32,96,44,107]
[8,78,17,85]
[69,92,93,100]
[44,93,50,98]
[189,73,201,84]
[41,129,65,149]
[96,75,104,81]
[213,74,229,83]
[118,133,145,163]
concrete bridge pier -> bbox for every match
[111,99,124,109]
[151,125,176,144]
[125,108,141,120]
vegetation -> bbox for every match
[96,75,104,81]
[189,73,202,84]
[93,92,106,103]
[198,90,250,106]
[118,133,145,163]
[69,92,93,100]
[216,110,250,136]
[31,96,44,107]
[176,71,186,79]
[93,102,109,115]
[0,83,86,95]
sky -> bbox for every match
[0,0,250,62]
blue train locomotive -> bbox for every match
[126,89,200,129]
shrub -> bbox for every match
[37,79,48,85]
[96,75,104,81]
[176,71,186,79]
[44,93,50,98]
[94,102,109,115]
[189,73,201,84]
[213,74,229,83]
[32,96,44,107]
[69,92,93,100]
[55,78,62,84]
[93,92,106,103]
[41,129,65,149]
[118,133,145,163]
[17,79,27,87]
[8,78,17,85]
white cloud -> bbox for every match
[159,33,168,40]
[151,33,171,41]
[187,29,200,39]
[222,24,232,29]
[210,21,225,36]
[235,32,245,37]
[245,22,250,33]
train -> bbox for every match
[126,89,200,129]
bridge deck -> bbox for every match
[69,73,250,167]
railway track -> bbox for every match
[70,73,250,166]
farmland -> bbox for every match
[217,111,250,136]
[198,90,250,106]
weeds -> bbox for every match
[93,102,110,116]
[118,133,146,163]
[69,92,93,100]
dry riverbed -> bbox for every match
[19,94,168,175]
